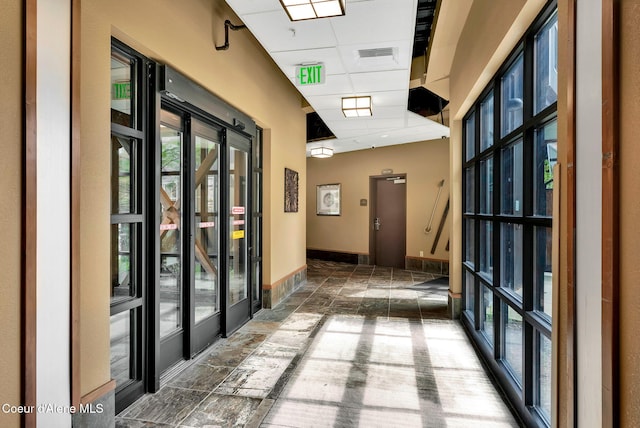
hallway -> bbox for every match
[115,260,518,427]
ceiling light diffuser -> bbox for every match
[280,0,346,21]
[342,96,372,117]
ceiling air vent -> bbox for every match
[357,47,395,59]
[355,47,399,66]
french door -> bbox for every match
[157,106,253,373]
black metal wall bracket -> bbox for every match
[215,19,247,51]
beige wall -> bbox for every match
[0,1,22,426]
[80,0,305,395]
[619,2,640,425]
[447,0,545,294]
[307,140,450,262]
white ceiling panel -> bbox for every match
[369,90,409,107]
[241,11,338,53]
[224,0,450,157]
[329,0,417,45]
[366,117,405,129]
[350,69,410,92]
[224,0,281,16]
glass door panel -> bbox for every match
[159,114,183,339]
[226,131,251,334]
[193,120,220,323]
[229,146,248,305]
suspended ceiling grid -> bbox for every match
[225,0,450,155]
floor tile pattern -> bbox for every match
[116,260,519,427]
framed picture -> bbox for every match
[316,183,341,215]
[284,168,299,212]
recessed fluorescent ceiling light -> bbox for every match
[342,96,372,117]
[280,0,346,21]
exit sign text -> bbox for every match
[295,64,325,86]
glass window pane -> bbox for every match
[479,221,493,280]
[111,50,136,128]
[111,223,136,304]
[538,332,552,421]
[465,270,475,313]
[501,139,523,215]
[111,135,135,214]
[501,223,523,297]
[480,93,494,151]
[534,226,553,318]
[535,11,559,114]
[110,310,135,388]
[464,219,475,269]
[501,54,524,137]
[465,112,476,161]
[480,156,493,214]
[503,304,523,385]
[481,285,494,346]
[534,120,557,217]
[464,166,475,213]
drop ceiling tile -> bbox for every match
[241,11,338,53]
[225,0,281,16]
[324,120,370,132]
[305,94,345,110]
[315,108,356,122]
[367,117,405,129]
[369,90,409,107]
[351,69,410,93]
[330,0,417,45]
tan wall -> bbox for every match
[447,0,545,294]
[0,0,22,426]
[80,0,305,395]
[307,140,450,262]
[619,2,640,425]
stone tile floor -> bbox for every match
[116,260,520,427]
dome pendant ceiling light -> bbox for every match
[310,146,334,158]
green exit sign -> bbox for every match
[295,64,325,86]
[112,81,131,100]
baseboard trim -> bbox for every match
[80,379,116,405]
[263,265,307,308]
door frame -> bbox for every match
[368,173,407,267]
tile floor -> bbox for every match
[116,260,520,428]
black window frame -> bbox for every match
[109,38,151,413]
[461,2,557,427]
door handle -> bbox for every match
[374,217,381,231]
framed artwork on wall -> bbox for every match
[284,168,299,212]
[316,183,341,215]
